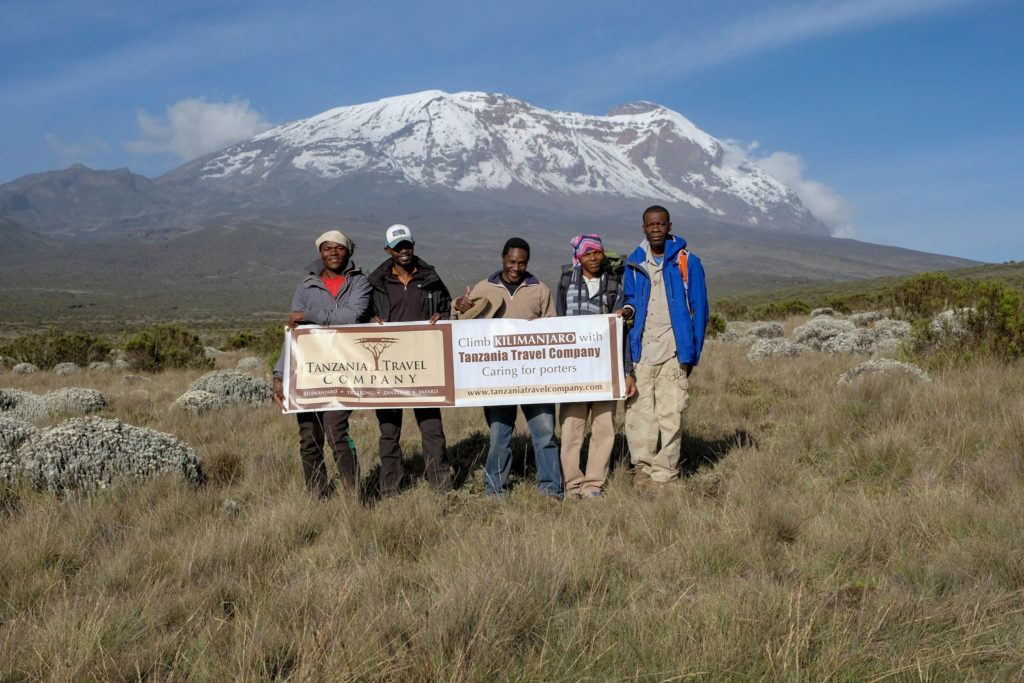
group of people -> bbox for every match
[271,205,709,500]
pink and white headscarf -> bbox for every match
[570,234,604,267]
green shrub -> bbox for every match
[907,279,1024,367]
[827,298,853,315]
[124,325,213,372]
[889,272,969,319]
[707,312,727,338]
[751,298,810,321]
[714,299,748,320]
[225,324,284,356]
[0,330,112,370]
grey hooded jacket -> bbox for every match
[272,257,371,380]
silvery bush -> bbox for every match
[0,415,39,484]
[236,356,265,373]
[172,390,229,415]
[0,388,50,422]
[820,328,877,355]
[929,308,974,338]
[849,311,885,327]
[810,307,837,317]
[838,359,931,385]
[188,370,273,406]
[747,322,785,339]
[44,387,108,416]
[12,363,38,375]
[747,339,808,362]
[53,362,78,376]
[88,361,111,372]
[18,416,203,496]
[793,317,856,350]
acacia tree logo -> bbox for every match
[355,337,399,370]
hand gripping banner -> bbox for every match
[281,315,625,412]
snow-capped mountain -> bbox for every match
[165,90,825,235]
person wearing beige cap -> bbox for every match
[272,230,371,497]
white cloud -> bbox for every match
[45,133,110,162]
[754,151,858,238]
[125,98,272,161]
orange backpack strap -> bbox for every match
[678,249,693,317]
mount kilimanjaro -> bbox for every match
[3,90,825,238]
[0,91,979,323]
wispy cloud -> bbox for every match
[721,139,858,237]
[754,150,858,238]
[125,98,273,161]
[565,0,982,103]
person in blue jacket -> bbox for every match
[620,205,709,487]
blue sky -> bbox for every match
[2,0,1021,262]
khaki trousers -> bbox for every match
[625,360,690,482]
[559,400,616,495]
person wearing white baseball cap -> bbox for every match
[384,224,414,249]
[367,223,453,497]
[272,229,371,497]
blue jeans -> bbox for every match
[483,403,562,498]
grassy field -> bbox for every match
[2,328,1024,681]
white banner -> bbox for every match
[281,315,625,412]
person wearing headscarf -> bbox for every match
[555,234,635,499]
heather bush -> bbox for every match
[123,324,213,372]
[706,312,727,338]
[751,298,810,320]
[0,330,112,370]
[225,324,284,356]
[18,416,203,496]
[188,370,273,406]
[909,280,1024,366]
[889,272,970,318]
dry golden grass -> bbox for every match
[2,343,1024,681]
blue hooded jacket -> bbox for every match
[622,235,709,367]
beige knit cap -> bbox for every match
[315,230,355,253]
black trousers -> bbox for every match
[296,410,357,495]
[375,407,451,495]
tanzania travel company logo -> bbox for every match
[355,336,399,370]
[492,332,576,348]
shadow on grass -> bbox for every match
[358,425,757,503]
[358,430,543,502]
[605,428,757,477]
